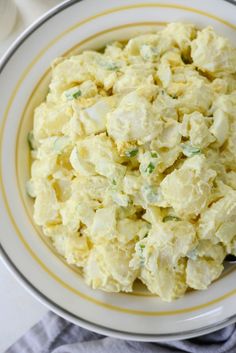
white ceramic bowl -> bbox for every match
[0,0,236,341]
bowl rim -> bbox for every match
[1,0,236,341]
[2,244,236,341]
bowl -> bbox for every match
[0,0,236,341]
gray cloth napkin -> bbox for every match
[5,311,236,353]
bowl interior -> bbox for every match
[17,23,236,293]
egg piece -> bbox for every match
[113,64,155,94]
[78,96,118,135]
[31,156,58,178]
[211,91,236,118]
[60,200,82,232]
[130,220,196,301]
[33,102,72,140]
[43,224,90,267]
[124,33,170,58]
[149,220,197,262]
[186,258,223,290]
[181,111,215,148]
[160,155,216,218]
[191,26,236,76]
[116,218,148,244]
[152,91,178,121]
[33,179,59,226]
[157,59,172,88]
[69,134,125,180]
[209,109,229,146]
[186,240,225,290]
[49,51,125,98]
[153,120,181,149]
[178,78,214,115]
[139,257,187,302]
[59,175,109,231]
[162,22,196,54]
[71,175,109,202]
[107,91,163,143]
[62,113,84,141]
[69,145,95,176]
[122,172,143,196]
[225,171,236,190]
[199,190,236,252]
[90,206,117,242]
[84,241,137,292]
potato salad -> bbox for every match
[27,23,236,301]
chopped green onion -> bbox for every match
[144,232,149,238]
[65,88,82,100]
[27,131,36,150]
[107,63,119,71]
[181,143,201,158]
[112,179,117,185]
[163,215,180,222]
[150,151,158,158]
[140,244,145,250]
[101,62,120,71]
[72,90,82,99]
[145,162,155,175]
[125,148,138,158]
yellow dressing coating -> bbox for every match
[27,23,236,301]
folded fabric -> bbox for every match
[5,311,236,353]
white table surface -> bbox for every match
[0,2,62,351]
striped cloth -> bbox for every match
[5,311,236,353]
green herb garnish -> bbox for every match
[145,162,155,175]
[151,151,158,158]
[100,61,120,71]
[102,63,120,71]
[112,179,117,185]
[181,143,201,158]
[72,90,82,99]
[106,63,119,71]
[163,215,180,222]
[125,148,138,158]
[65,88,82,100]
